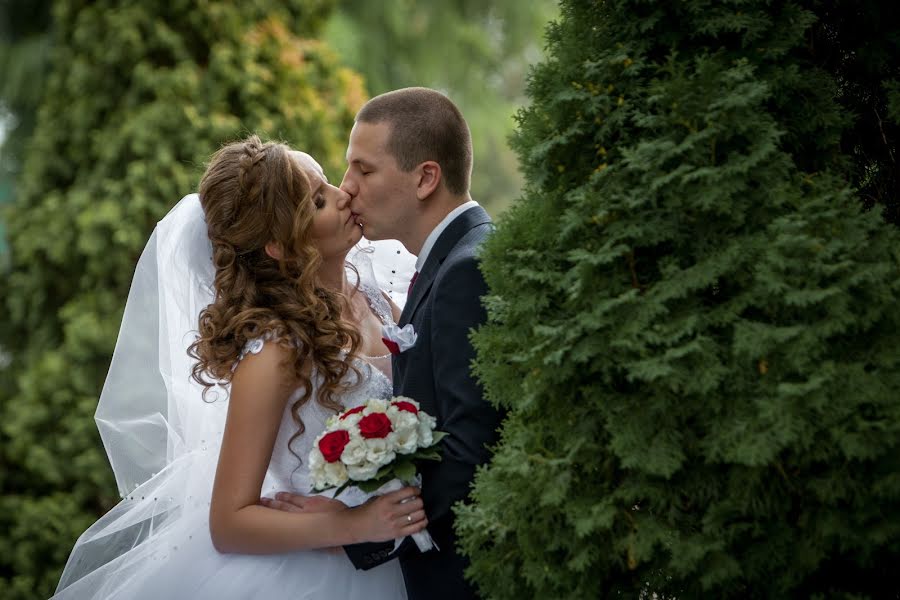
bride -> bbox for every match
[53,135,423,598]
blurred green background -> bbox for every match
[322,0,556,213]
[0,0,557,233]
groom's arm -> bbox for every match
[343,539,399,570]
[424,252,503,523]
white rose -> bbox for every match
[308,446,329,489]
[341,435,368,466]
[364,398,390,414]
[347,461,380,481]
[417,411,436,429]
[311,470,328,490]
[308,446,326,470]
[365,437,396,467]
[393,425,419,455]
[339,411,363,429]
[388,409,419,433]
[323,461,349,487]
[417,419,434,447]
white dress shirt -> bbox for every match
[354,238,416,308]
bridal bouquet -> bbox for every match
[309,397,445,494]
[309,397,445,551]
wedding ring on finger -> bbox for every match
[406,514,412,523]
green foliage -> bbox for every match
[0,0,53,179]
[0,1,363,597]
[805,0,900,224]
[458,1,900,597]
[324,0,557,213]
[0,0,53,257]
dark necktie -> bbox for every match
[407,271,419,297]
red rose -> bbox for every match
[382,337,400,355]
[318,430,350,463]
[340,405,365,420]
[358,412,393,439]
[393,401,419,415]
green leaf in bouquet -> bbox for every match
[330,480,351,498]
[374,464,394,480]
[394,459,417,482]
[430,431,449,446]
[415,448,443,462]
[357,474,394,493]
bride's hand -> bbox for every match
[350,486,428,543]
[259,492,347,513]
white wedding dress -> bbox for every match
[53,195,413,599]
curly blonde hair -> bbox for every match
[188,135,361,443]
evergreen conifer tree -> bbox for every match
[807,0,900,224]
[457,1,900,597]
[0,2,363,597]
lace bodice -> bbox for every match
[352,255,396,378]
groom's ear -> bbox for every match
[264,241,283,260]
[415,161,441,201]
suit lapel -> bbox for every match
[398,206,491,327]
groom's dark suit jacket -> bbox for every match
[344,205,503,599]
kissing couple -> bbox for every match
[53,87,503,599]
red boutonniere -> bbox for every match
[381,323,417,355]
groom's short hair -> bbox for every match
[356,87,473,196]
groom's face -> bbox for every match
[341,121,417,241]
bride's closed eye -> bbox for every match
[314,192,325,209]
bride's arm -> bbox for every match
[208,342,426,554]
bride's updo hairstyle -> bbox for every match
[188,135,361,437]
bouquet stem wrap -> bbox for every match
[380,476,438,553]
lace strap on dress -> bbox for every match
[347,249,395,379]
[232,333,274,371]
[359,281,395,326]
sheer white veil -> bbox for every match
[95,194,219,497]
[55,193,415,597]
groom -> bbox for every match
[272,88,501,598]
[341,87,502,599]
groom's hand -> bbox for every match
[258,492,346,514]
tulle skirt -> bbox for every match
[53,501,405,599]
[52,451,406,600]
